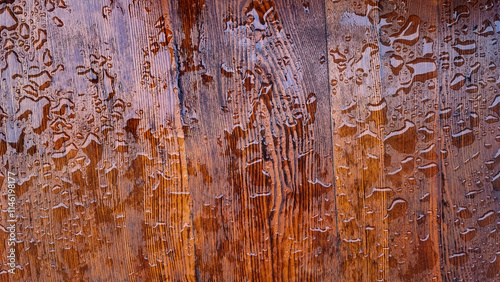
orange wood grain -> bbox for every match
[0,0,498,281]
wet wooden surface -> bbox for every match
[0,0,498,281]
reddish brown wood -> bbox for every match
[438,0,500,280]
[0,0,498,281]
[325,1,388,280]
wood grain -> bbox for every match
[376,1,442,280]
[0,0,498,281]
[162,0,338,280]
[325,1,388,280]
[438,0,500,280]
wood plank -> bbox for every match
[325,1,388,280]
[161,0,338,280]
[0,0,196,280]
[326,0,444,280]
[376,1,443,280]
[437,0,500,280]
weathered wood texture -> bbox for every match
[0,0,498,281]
[327,1,443,280]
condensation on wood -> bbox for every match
[0,0,498,281]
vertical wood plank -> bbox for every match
[162,0,338,280]
[376,0,443,280]
[438,0,500,280]
[0,0,196,280]
[325,1,388,280]
[326,0,444,280]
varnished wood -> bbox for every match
[438,0,500,280]
[0,0,498,281]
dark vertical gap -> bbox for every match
[174,44,185,122]
[322,0,341,272]
[157,0,198,280]
[436,0,447,280]
[373,3,386,280]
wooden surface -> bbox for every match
[0,0,498,281]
